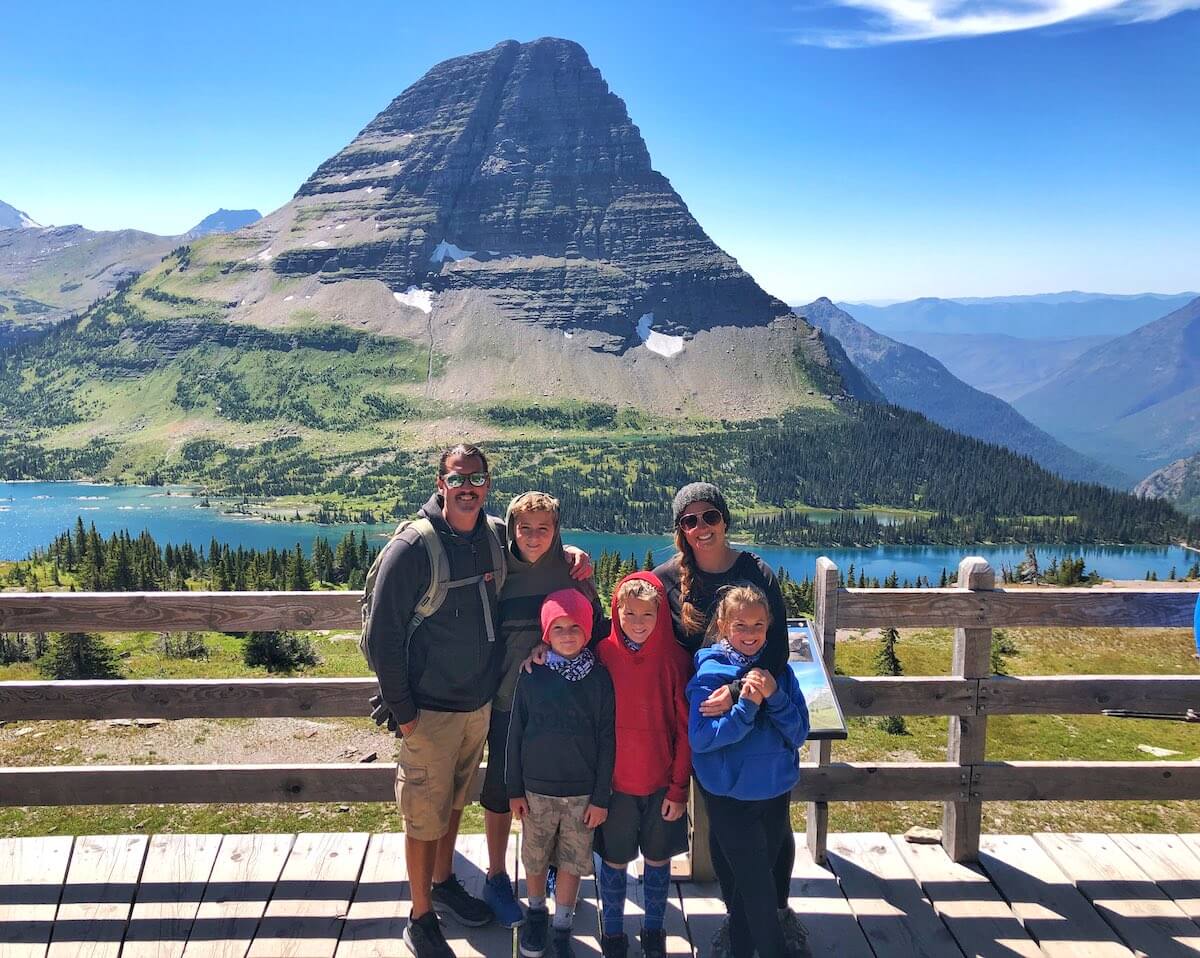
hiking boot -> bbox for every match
[551,927,575,957]
[431,873,494,927]
[709,916,732,958]
[484,870,525,928]
[640,927,666,958]
[519,905,550,957]
[402,910,454,958]
[779,906,813,958]
[600,932,629,958]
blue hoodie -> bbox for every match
[687,646,810,801]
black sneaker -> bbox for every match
[600,932,628,958]
[520,905,550,957]
[779,906,813,958]
[431,873,494,927]
[402,910,454,958]
[640,927,666,958]
[551,927,575,958]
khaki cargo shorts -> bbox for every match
[520,792,596,877]
[395,704,489,841]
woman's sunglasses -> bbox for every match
[442,472,490,488]
[678,509,723,531]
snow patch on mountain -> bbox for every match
[636,312,684,357]
[431,240,476,263]
[394,287,433,314]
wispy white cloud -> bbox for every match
[794,0,1200,47]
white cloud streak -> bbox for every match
[795,0,1200,47]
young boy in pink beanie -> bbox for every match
[508,588,616,958]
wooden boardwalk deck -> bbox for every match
[6,832,1200,957]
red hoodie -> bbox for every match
[596,571,692,803]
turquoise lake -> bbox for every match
[1,481,1195,582]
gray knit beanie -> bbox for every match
[672,482,731,529]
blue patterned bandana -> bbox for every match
[720,638,762,669]
[546,646,596,682]
[622,636,644,653]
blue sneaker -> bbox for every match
[546,864,557,895]
[484,871,525,928]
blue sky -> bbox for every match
[2,0,1196,301]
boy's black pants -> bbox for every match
[700,784,790,958]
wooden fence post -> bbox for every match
[942,556,994,862]
[687,782,713,882]
[807,557,840,865]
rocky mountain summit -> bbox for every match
[186,208,262,238]
[1135,451,1200,517]
[124,38,867,418]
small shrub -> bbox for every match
[39,632,122,680]
[991,629,1019,676]
[157,631,210,660]
[243,630,320,673]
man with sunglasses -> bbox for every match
[365,443,592,958]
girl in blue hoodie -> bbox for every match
[687,585,810,958]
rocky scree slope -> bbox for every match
[1136,451,1200,517]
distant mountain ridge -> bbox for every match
[0,200,41,230]
[798,298,1128,486]
[837,293,1198,339]
[893,331,1111,402]
[1015,296,1200,477]
[186,208,261,238]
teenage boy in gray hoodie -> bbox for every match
[478,491,606,927]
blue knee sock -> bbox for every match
[599,861,627,936]
[643,862,671,932]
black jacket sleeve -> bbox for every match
[755,558,791,678]
[364,534,428,725]
[506,676,528,799]
[590,669,617,808]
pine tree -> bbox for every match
[643,549,655,571]
[39,632,122,680]
[991,629,1018,675]
[873,627,907,735]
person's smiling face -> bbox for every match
[436,452,489,531]
[513,509,556,563]
[678,500,727,557]
[546,615,587,659]
[721,600,769,657]
[617,595,658,646]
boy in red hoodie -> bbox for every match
[594,572,691,958]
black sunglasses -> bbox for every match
[442,472,490,488]
[679,509,723,531]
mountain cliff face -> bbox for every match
[1135,452,1200,517]
[0,200,41,230]
[122,38,864,418]
[799,298,1128,486]
[1015,297,1200,477]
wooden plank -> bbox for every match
[0,835,73,958]
[836,587,1198,629]
[944,558,992,863]
[833,676,976,716]
[0,679,374,721]
[0,764,398,806]
[183,833,294,958]
[1113,834,1200,921]
[48,833,149,958]
[786,843,873,958]
[247,832,369,958]
[0,591,360,633]
[793,762,970,802]
[122,834,223,958]
[977,835,1132,958]
[678,879,726,958]
[334,833,408,958]
[807,557,839,864]
[445,834,521,958]
[972,762,1200,800]
[1035,832,1200,958]
[893,836,1041,957]
[979,675,1200,715]
[825,833,964,957]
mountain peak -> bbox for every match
[186,208,262,238]
[0,199,42,230]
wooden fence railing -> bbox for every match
[2,558,1198,879]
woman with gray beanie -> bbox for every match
[652,481,807,958]
[652,482,789,677]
